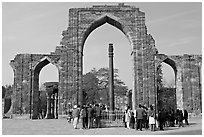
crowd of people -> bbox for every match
[123,104,189,131]
[67,103,189,131]
[68,104,102,129]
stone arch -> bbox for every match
[33,56,59,93]
[34,56,60,70]
[80,14,132,53]
[156,54,177,77]
[58,4,155,108]
[156,54,177,78]
[32,56,60,119]
[81,16,133,106]
[156,54,184,110]
[9,3,202,118]
[77,14,136,106]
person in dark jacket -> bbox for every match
[87,104,94,128]
[136,104,145,131]
[143,107,149,129]
[67,109,72,123]
[158,109,165,130]
[183,109,189,125]
[85,106,88,128]
[175,109,180,125]
[95,104,102,128]
[178,110,184,127]
[170,108,175,127]
[123,112,127,128]
[130,111,135,129]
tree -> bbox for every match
[82,67,128,105]
[82,72,100,105]
[114,78,128,97]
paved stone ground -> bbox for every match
[2,117,202,135]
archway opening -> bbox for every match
[39,63,59,87]
[83,22,132,109]
[32,58,59,119]
[157,61,176,112]
[162,62,175,88]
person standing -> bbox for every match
[148,105,156,131]
[175,109,180,125]
[125,106,131,129]
[95,104,102,128]
[85,106,88,128]
[80,105,87,129]
[170,108,175,127]
[158,109,165,130]
[178,110,184,127]
[143,107,149,129]
[87,104,94,128]
[72,105,80,129]
[123,111,127,128]
[130,111,135,129]
[183,109,189,125]
[136,104,145,131]
[67,109,72,123]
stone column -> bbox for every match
[78,52,83,107]
[55,92,58,119]
[46,93,52,119]
[32,90,39,119]
[108,43,114,112]
[198,64,202,112]
[176,67,184,110]
[51,94,55,118]
[132,51,136,110]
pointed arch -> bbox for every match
[156,54,177,74]
[34,56,59,73]
[80,14,132,53]
[32,56,60,119]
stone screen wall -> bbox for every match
[10,3,202,118]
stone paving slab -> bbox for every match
[2,117,202,135]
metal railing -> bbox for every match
[100,110,125,127]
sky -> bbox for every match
[2,2,202,90]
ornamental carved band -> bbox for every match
[10,3,202,118]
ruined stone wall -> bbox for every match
[158,88,176,111]
[156,54,202,113]
[181,54,202,113]
[10,54,33,114]
[10,3,202,118]
[10,53,61,118]
[60,3,157,109]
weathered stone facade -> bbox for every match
[10,3,202,118]
[156,54,202,113]
[158,88,177,111]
